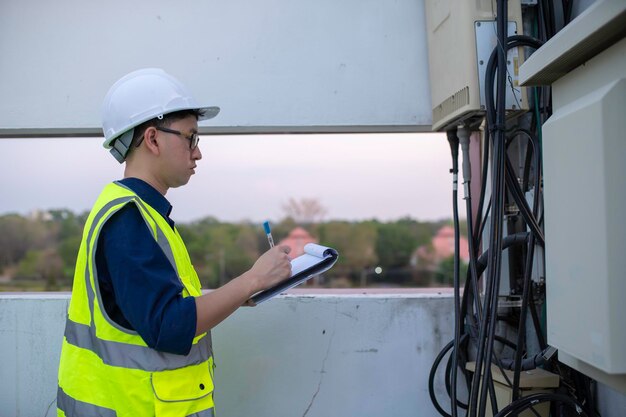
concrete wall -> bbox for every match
[0,292,455,417]
[0,294,67,417]
[2,293,624,417]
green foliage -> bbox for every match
[178,218,260,288]
[317,221,378,277]
[15,250,41,279]
[0,214,48,267]
[375,222,417,268]
[0,209,462,291]
[58,236,81,279]
[435,255,467,286]
[48,209,85,241]
[15,248,64,290]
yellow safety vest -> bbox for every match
[57,181,215,417]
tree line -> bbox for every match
[0,208,464,291]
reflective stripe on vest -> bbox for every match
[64,318,212,371]
[58,386,216,417]
[58,387,117,417]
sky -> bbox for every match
[0,132,464,224]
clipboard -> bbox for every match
[249,243,339,305]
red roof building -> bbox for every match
[277,227,318,258]
[413,225,470,266]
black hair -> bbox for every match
[129,108,205,150]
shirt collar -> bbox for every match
[116,177,174,223]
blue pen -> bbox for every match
[263,221,275,248]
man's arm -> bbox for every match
[98,204,198,355]
[194,245,292,336]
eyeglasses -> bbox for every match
[155,126,200,150]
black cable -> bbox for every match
[458,126,484,329]
[478,36,542,417]
[537,0,546,42]
[460,131,486,384]
[432,231,528,416]
[507,129,539,193]
[429,232,531,417]
[475,1,509,414]
[465,232,529,342]
[505,128,546,399]
[504,156,545,245]
[499,350,547,371]
[435,15,546,417]
[445,334,518,403]
[522,141,534,192]
[474,232,529,272]
[563,0,573,25]
[429,332,521,417]
[429,338,454,417]
[474,35,543,273]
[493,392,589,417]
[444,343,469,410]
[477,198,492,241]
[538,0,555,40]
[545,0,557,38]
[446,128,461,417]
[481,41,545,356]
[476,24,599,417]
[429,337,469,417]
[474,127,490,244]
[512,231,536,401]
[485,37,544,129]
[528,288,547,350]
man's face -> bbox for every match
[157,115,202,189]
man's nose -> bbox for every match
[192,145,202,160]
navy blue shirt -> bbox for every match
[95,178,197,355]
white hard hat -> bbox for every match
[101,68,220,161]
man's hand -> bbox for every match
[194,245,292,334]
[247,245,292,294]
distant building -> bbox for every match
[278,227,318,258]
[28,209,53,221]
[412,225,470,267]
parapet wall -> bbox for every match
[2,292,624,417]
[0,292,454,417]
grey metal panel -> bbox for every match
[542,38,626,385]
[519,0,626,86]
[0,0,432,136]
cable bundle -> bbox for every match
[428,1,600,416]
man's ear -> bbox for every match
[143,127,160,155]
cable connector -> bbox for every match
[457,125,472,199]
[446,129,459,191]
[542,345,558,361]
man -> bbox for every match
[57,68,292,417]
